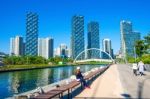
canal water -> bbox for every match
[0,64,106,98]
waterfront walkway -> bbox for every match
[75,64,150,98]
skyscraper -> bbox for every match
[71,15,85,59]
[38,37,53,59]
[120,20,141,58]
[60,44,68,58]
[102,38,112,59]
[25,12,38,56]
[10,36,24,56]
[87,21,100,59]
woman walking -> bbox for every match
[138,61,145,76]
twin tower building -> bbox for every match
[10,12,114,59]
[71,15,113,60]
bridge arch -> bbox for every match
[73,48,114,63]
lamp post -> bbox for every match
[134,46,137,63]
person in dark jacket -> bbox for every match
[75,67,90,89]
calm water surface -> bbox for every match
[0,64,106,98]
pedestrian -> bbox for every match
[75,67,90,89]
[138,61,145,76]
[132,63,138,76]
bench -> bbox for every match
[30,66,109,99]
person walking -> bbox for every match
[138,61,145,76]
[132,63,138,76]
[75,67,90,89]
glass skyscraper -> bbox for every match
[120,20,141,58]
[71,15,85,59]
[87,21,100,59]
[25,12,38,56]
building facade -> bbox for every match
[87,21,100,59]
[71,15,85,59]
[120,20,141,58]
[10,36,24,56]
[60,44,68,58]
[102,38,113,59]
[25,12,38,56]
[38,38,53,59]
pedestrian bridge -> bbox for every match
[75,59,114,63]
[73,48,115,63]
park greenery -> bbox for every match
[0,56,74,70]
[128,33,150,64]
[3,56,73,65]
[1,55,111,71]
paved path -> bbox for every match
[75,64,124,98]
[118,64,150,98]
[75,64,150,98]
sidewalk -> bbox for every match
[75,64,124,98]
[75,64,150,98]
[117,64,150,98]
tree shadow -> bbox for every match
[137,77,150,99]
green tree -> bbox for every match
[135,40,145,57]
[144,33,150,53]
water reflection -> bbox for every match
[0,64,106,98]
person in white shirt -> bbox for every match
[138,61,145,76]
[132,63,138,76]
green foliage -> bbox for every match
[135,33,150,59]
[127,56,135,63]
[144,33,150,53]
[3,56,47,65]
[141,55,150,64]
[127,55,150,64]
[135,40,145,57]
[48,57,73,64]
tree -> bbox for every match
[135,40,145,57]
[144,33,150,53]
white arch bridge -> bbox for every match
[73,48,115,63]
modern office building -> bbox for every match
[54,44,69,58]
[120,20,141,58]
[87,21,100,59]
[120,20,132,58]
[102,38,113,59]
[10,36,24,56]
[60,44,68,58]
[71,15,85,59]
[38,37,54,59]
[25,12,38,56]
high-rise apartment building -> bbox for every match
[60,44,68,57]
[87,21,100,59]
[102,38,113,59]
[10,36,24,56]
[38,38,53,59]
[71,15,85,59]
[120,20,141,58]
[25,12,38,56]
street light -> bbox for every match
[134,46,137,63]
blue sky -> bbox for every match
[0,0,150,54]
